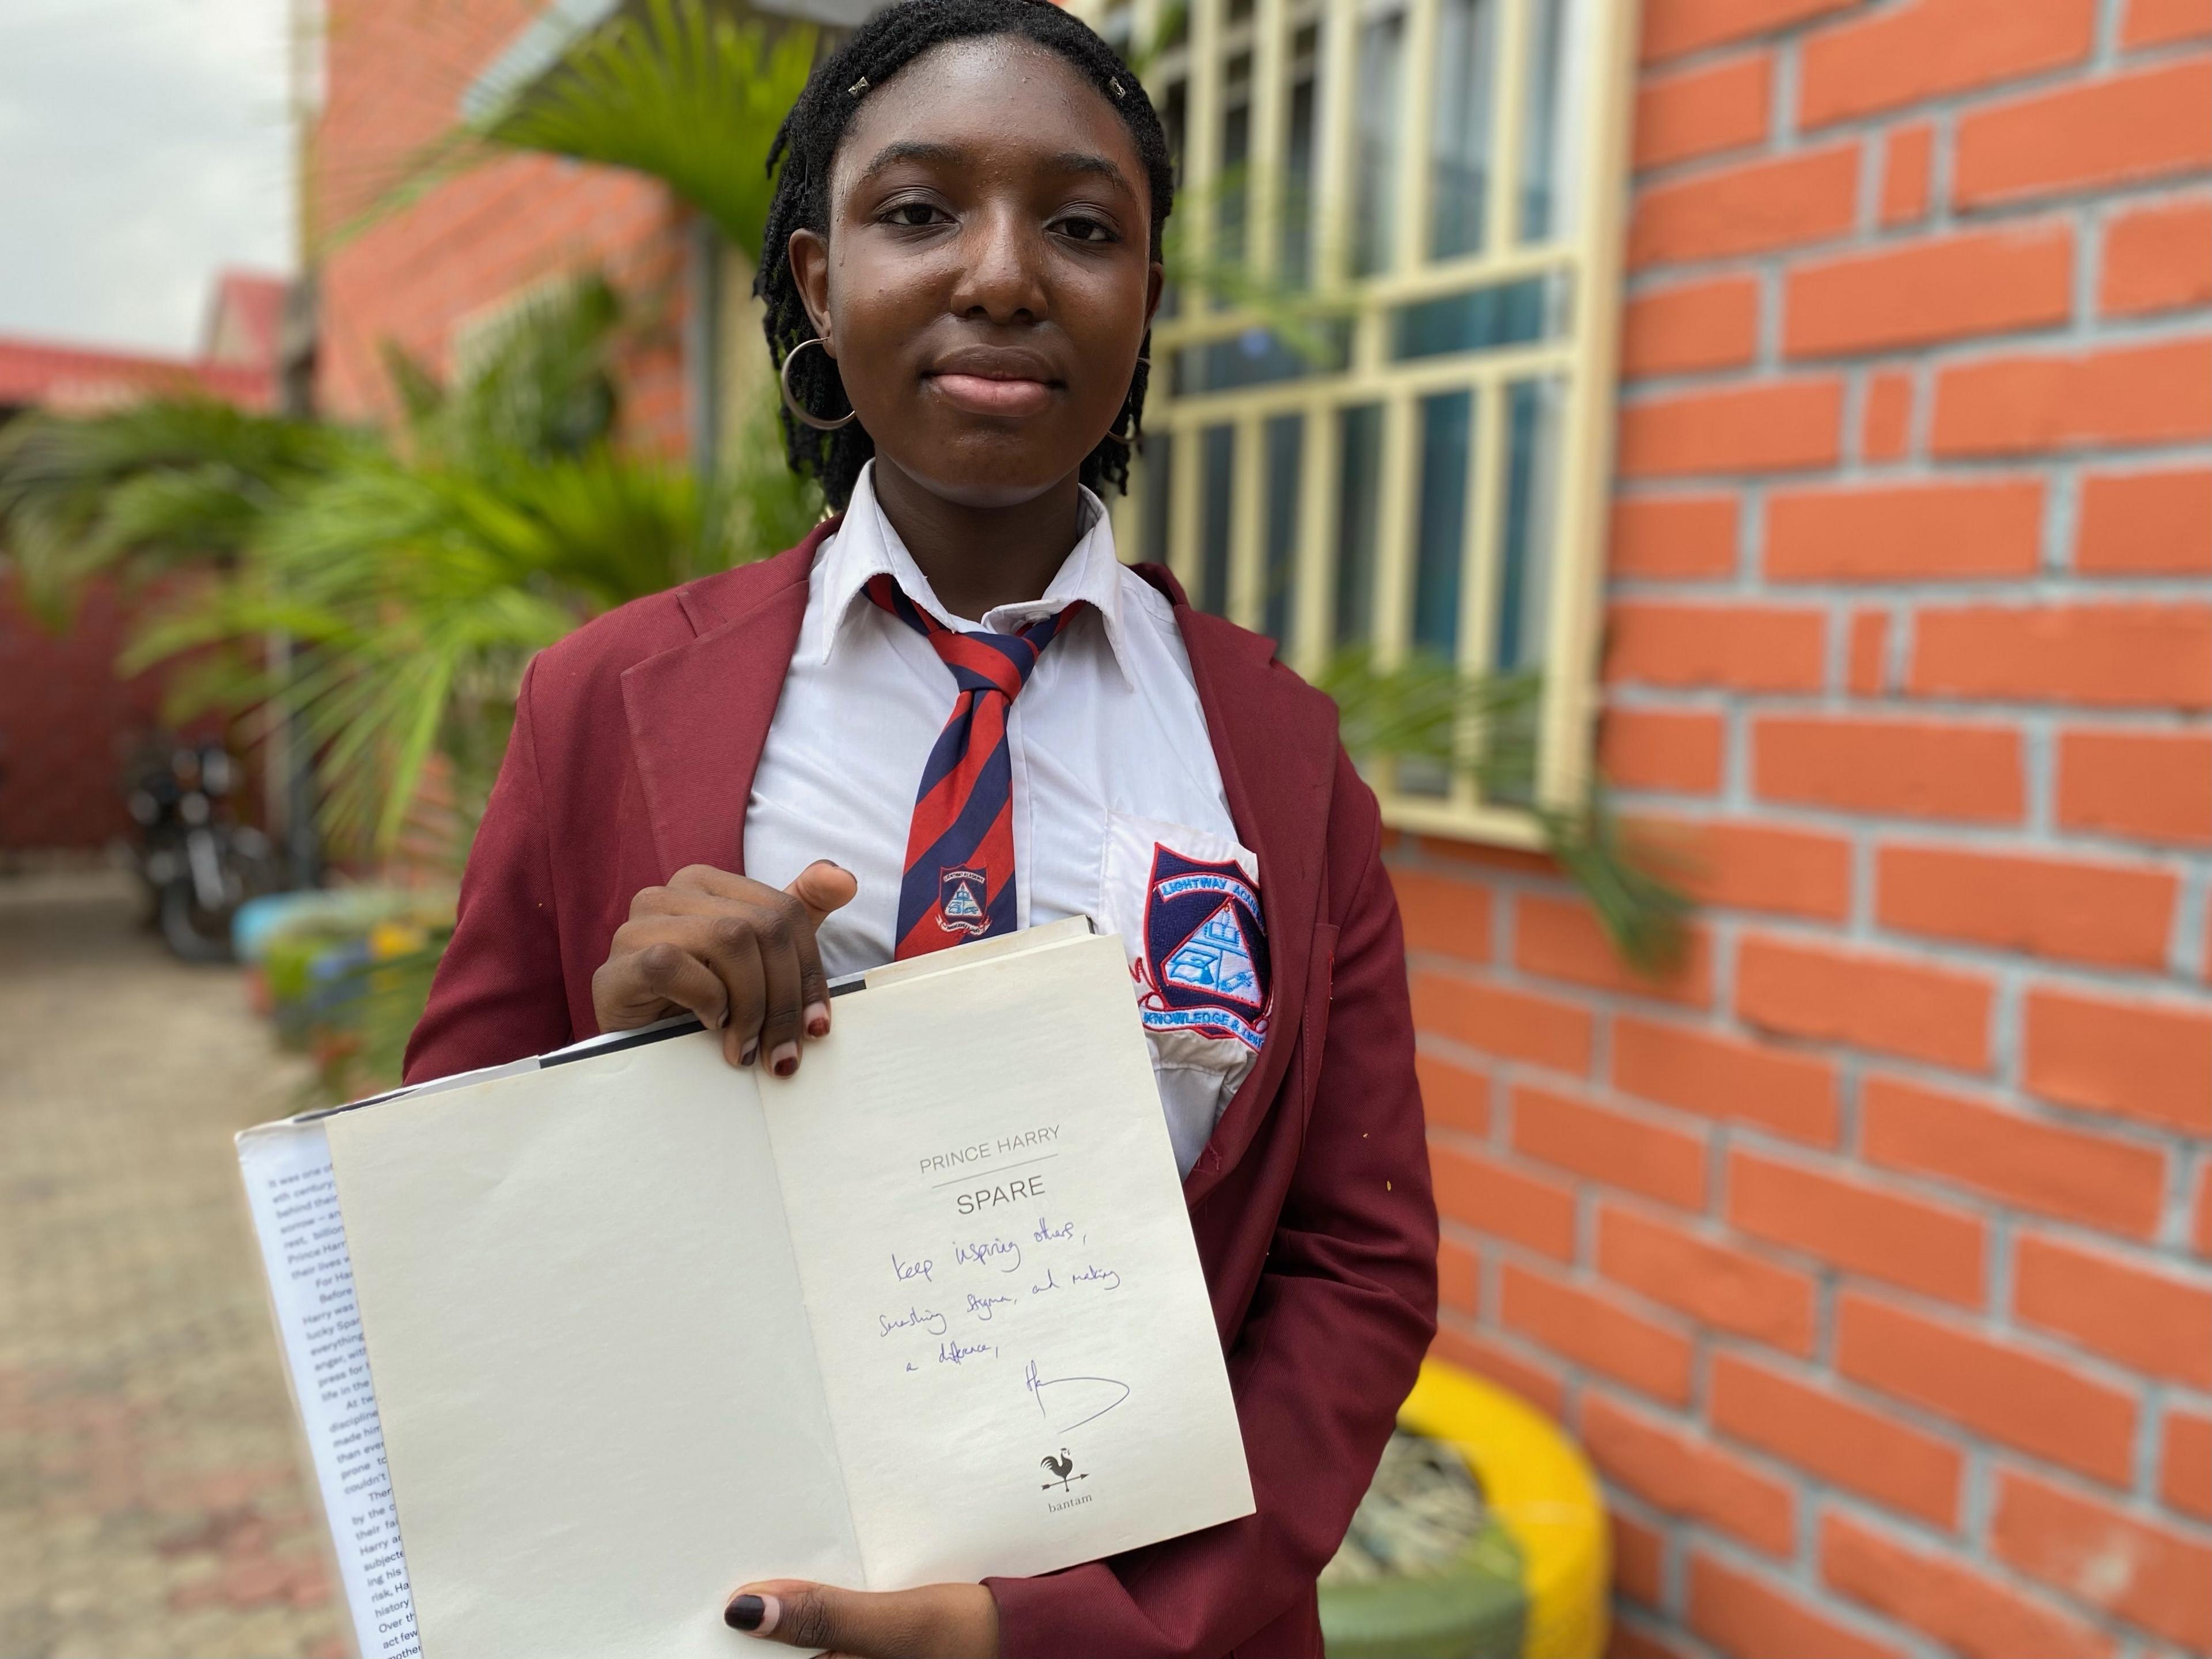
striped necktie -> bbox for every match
[864,572,1085,959]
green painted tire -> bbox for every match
[1320,1360,1611,1659]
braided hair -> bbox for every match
[756,0,1175,511]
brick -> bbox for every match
[1612,1509,1666,1605]
[1957,59,2212,207]
[1993,1469,2212,1650]
[1428,1142,1579,1260]
[1608,1616,1698,1659]
[1417,1049,1493,1137]
[1910,601,2212,709]
[1605,603,1827,691]
[2124,0,2212,48]
[1600,707,1726,794]
[1635,53,1771,171]
[1755,715,2025,821]
[2102,197,2212,317]
[1863,1073,2167,1238]
[1392,868,1494,961]
[1609,494,1739,578]
[1878,844,2178,970]
[1622,277,1760,377]
[1880,124,1935,227]
[2014,1233,2212,1387]
[1847,609,1889,694]
[1641,0,1862,62]
[1438,1237,1480,1316]
[1620,378,1845,477]
[2058,730,2212,847]
[1767,478,2045,581]
[2027,985,2212,1134]
[1500,1262,1696,1404]
[1411,973,1593,1074]
[1514,893,1714,1006]
[1430,1321,1569,1419]
[1581,1391,1796,1555]
[2077,467,2212,574]
[1711,1352,1964,1527]
[1613,1017,1839,1145]
[2161,1408,2212,1521]
[1800,0,2096,127]
[1737,934,1993,1070]
[1688,1552,1904,1659]
[1839,1291,2138,1485]
[1597,1204,1817,1354]
[1786,224,2075,359]
[1933,338,2212,457]
[1510,1083,1710,1210]
[1628,817,1855,921]
[1728,1147,1987,1304]
[1629,145,1862,270]
[1819,1510,2116,1659]
[1860,370,1914,459]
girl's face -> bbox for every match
[788,36,1164,510]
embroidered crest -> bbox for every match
[1137,846,1270,1051]
[937,865,991,937]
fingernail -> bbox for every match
[804,1001,831,1039]
[738,1039,757,1067]
[771,1043,798,1077]
[724,1592,778,1633]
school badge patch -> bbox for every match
[937,865,991,937]
[1135,846,1270,1051]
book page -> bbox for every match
[762,931,1255,1588]
[325,1035,862,1659]
[236,1123,420,1659]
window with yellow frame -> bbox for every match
[1079,0,1640,848]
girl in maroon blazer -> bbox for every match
[405,1,1436,1652]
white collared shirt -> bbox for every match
[743,463,1264,1176]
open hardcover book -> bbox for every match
[236,920,1253,1659]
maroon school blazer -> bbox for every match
[404,522,1440,1659]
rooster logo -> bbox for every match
[1039,1449,1084,1493]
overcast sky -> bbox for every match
[0,0,294,358]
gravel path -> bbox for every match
[0,870,347,1658]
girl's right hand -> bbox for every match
[592,861,859,1074]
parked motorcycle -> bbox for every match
[125,740,280,961]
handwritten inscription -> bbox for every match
[871,1214,1127,1380]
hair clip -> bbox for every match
[848,75,870,96]
[1107,77,1125,100]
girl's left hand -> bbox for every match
[724,1580,998,1658]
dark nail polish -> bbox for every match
[738,1040,757,1066]
[726,1594,765,1631]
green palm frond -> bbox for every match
[475,0,816,262]
[0,400,350,609]
[1316,647,1690,972]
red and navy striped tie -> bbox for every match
[865,572,1084,959]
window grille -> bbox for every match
[1085,0,1639,846]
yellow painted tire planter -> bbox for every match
[1318,1359,1611,1659]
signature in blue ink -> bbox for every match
[1023,1359,1133,1432]
[966,1291,1018,1322]
[1032,1215,1075,1244]
[891,1252,934,1284]
[878,1305,949,1338]
[953,1236,1023,1274]
[1071,1264,1122,1291]
[938,1338,997,1366]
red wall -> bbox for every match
[1402,3,2212,1656]
[312,0,692,450]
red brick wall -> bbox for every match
[312,0,692,450]
[1401,3,2212,1655]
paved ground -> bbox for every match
[0,870,348,1659]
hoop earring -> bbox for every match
[779,337,857,432]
